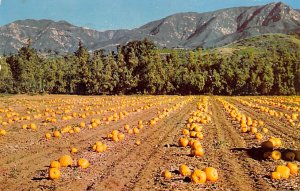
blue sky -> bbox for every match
[0,0,299,30]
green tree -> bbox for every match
[75,41,91,94]
[0,58,13,93]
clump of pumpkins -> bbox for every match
[261,137,300,162]
[162,165,218,184]
[260,137,299,180]
[271,163,298,180]
[48,154,90,180]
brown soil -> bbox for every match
[0,95,299,191]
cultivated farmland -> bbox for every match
[0,95,299,191]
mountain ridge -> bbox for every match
[0,1,300,54]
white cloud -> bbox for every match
[0,0,2,5]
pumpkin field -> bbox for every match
[0,95,299,191]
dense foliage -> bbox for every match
[0,37,299,95]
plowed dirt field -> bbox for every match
[0,95,299,191]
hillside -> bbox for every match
[0,2,300,54]
[214,33,300,55]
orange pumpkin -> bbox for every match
[179,165,191,176]
[287,162,298,175]
[45,133,52,139]
[179,137,189,147]
[191,169,206,184]
[271,150,281,160]
[204,167,218,182]
[262,128,268,134]
[162,170,172,179]
[191,147,204,157]
[50,161,61,168]
[255,133,263,140]
[271,171,281,180]
[124,124,130,130]
[59,155,73,167]
[53,131,61,138]
[191,140,202,150]
[118,133,125,140]
[30,123,37,130]
[49,168,60,180]
[133,127,140,134]
[276,165,290,179]
[71,147,78,154]
[77,158,90,169]
[135,140,141,145]
[182,129,189,136]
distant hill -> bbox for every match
[0,2,300,54]
[214,33,300,55]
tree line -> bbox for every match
[0,38,299,95]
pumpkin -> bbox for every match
[295,151,300,161]
[50,161,61,168]
[45,133,52,139]
[271,171,281,180]
[96,145,105,153]
[117,133,125,140]
[30,123,37,130]
[0,129,7,136]
[71,147,78,154]
[133,127,140,134]
[191,169,206,184]
[53,131,61,138]
[59,155,73,167]
[271,150,281,160]
[263,151,272,159]
[162,170,172,179]
[262,128,268,134]
[79,122,85,128]
[255,133,263,140]
[182,129,189,136]
[276,165,290,179]
[73,127,81,133]
[287,162,298,175]
[127,129,133,134]
[179,165,191,176]
[179,137,189,147]
[250,127,257,134]
[95,141,103,146]
[77,158,90,169]
[49,168,60,180]
[124,124,130,130]
[191,140,202,150]
[261,141,274,149]
[191,147,204,157]
[112,130,119,136]
[112,135,119,142]
[196,132,204,140]
[204,167,218,182]
[135,140,141,145]
[285,151,295,161]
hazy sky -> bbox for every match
[0,0,299,30]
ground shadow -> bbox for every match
[231,147,299,161]
[32,177,48,181]
[164,143,178,148]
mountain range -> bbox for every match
[0,1,300,55]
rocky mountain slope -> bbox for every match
[0,2,299,54]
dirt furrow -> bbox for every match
[228,98,300,149]
[0,98,186,191]
[88,100,195,191]
[207,98,259,191]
